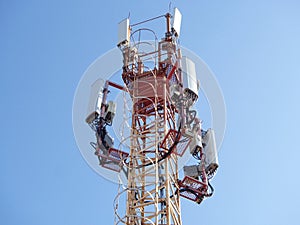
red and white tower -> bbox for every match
[85,8,219,225]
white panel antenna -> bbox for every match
[87,79,104,115]
[117,18,130,47]
[181,56,199,103]
[172,8,182,37]
[203,129,219,176]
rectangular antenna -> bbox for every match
[172,8,182,37]
[181,56,199,102]
[87,79,104,115]
[118,18,130,47]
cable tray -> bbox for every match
[160,129,191,156]
[99,148,129,172]
[178,176,208,204]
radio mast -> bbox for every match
[85,8,219,225]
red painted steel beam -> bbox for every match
[166,62,178,80]
[107,81,128,92]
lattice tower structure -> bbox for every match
[121,30,183,225]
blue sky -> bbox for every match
[1,1,300,225]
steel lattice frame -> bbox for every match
[121,39,182,225]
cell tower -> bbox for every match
[85,8,219,225]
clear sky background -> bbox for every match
[1,1,300,225]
